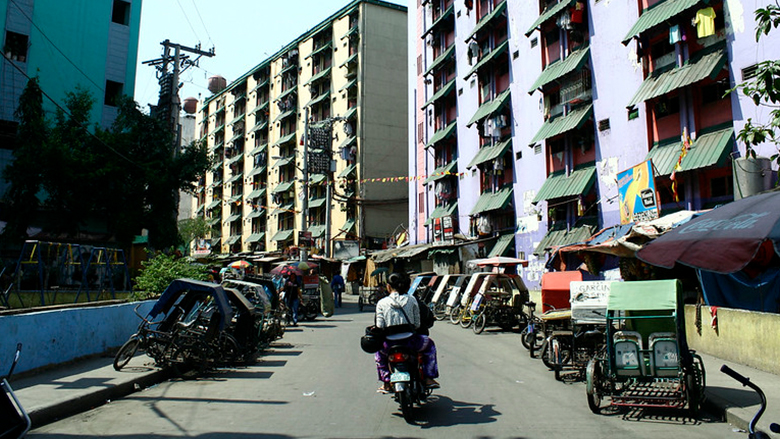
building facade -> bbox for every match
[195,0,408,258]
[410,0,780,288]
[0,0,142,197]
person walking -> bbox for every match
[330,273,345,308]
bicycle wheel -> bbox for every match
[460,311,473,328]
[433,301,447,321]
[113,338,140,371]
[472,312,487,334]
[449,305,461,325]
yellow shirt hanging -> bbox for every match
[693,7,716,38]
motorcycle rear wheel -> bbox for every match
[398,389,414,423]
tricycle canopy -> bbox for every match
[149,279,233,331]
[607,279,680,312]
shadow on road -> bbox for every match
[416,394,502,428]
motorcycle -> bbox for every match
[387,340,433,423]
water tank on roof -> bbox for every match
[183,97,198,114]
[208,75,227,94]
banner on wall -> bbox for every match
[617,159,660,224]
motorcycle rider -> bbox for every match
[374,272,439,393]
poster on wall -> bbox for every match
[192,238,212,257]
[333,240,360,261]
[617,159,660,224]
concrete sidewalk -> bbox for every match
[7,349,780,436]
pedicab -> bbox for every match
[430,274,469,320]
[222,279,285,351]
[585,279,706,415]
[443,274,470,321]
[450,273,488,326]
[471,274,530,334]
[524,271,580,358]
[407,272,438,305]
[359,267,388,311]
[543,281,609,381]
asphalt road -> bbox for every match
[28,297,736,439]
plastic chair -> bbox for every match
[649,332,679,377]
[614,330,644,376]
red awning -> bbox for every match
[540,270,584,312]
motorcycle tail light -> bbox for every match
[389,352,408,363]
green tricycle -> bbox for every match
[585,279,705,415]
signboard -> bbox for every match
[569,281,611,324]
[333,239,360,260]
[617,160,660,224]
[298,231,313,248]
[432,216,455,244]
[192,238,212,256]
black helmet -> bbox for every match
[360,327,383,353]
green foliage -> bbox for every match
[731,4,780,169]
[178,216,211,252]
[132,249,208,300]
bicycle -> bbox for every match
[114,304,176,371]
[721,365,779,439]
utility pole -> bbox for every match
[143,40,214,148]
[300,107,310,263]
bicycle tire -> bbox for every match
[449,305,461,325]
[113,338,141,371]
[460,311,473,328]
[433,301,447,321]
[473,312,487,334]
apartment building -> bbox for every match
[0,0,141,196]
[410,0,779,288]
[195,0,407,258]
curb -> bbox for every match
[704,390,755,434]
[27,369,170,428]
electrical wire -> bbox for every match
[0,49,141,169]
[190,0,214,48]
[9,0,105,94]
[176,0,201,43]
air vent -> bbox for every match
[598,118,610,132]
[534,144,542,155]
[513,50,519,60]
[531,38,538,48]
[742,64,759,81]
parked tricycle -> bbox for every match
[585,279,705,415]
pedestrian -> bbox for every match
[331,273,345,308]
[283,274,301,326]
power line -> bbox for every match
[0,50,141,169]
[9,0,105,94]
[190,0,214,47]
[176,0,201,43]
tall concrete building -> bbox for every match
[195,0,407,258]
[410,0,779,288]
[0,0,142,196]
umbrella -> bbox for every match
[270,264,303,277]
[228,260,253,269]
[371,267,389,276]
[637,190,780,274]
[471,256,529,267]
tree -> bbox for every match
[178,217,211,254]
[132,249,208,299]
[732,3,780,167]
[1,76,46,243]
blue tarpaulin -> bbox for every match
[698,267,780,313]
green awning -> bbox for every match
[340,53,358,68]
[528,47,590,93]
[534,220,598,255]
[226,214,241,223]
[207,200,221,210]
[628,45,727,107]
[228,132,245,144]
[470,186,513,215]
[272,230,294,241]
[306,91,331,108]
[210,141,224,152]
[533,164,596,202]
[272,132,297,147]
[424,160,458,184]
[195,204,204,214]
[251,79,269,93]
[467,1,507,40]
[530,103,593,144]
[340,79,358,92]
[622,0,702,44]
[276,64,297,78]
[467,138,512,168]
[304,67,332,86]
[424,45,455,76]
[246,188,266,200]
[276,87,297,102]
[344,106,357,120]
[467,88,511,126]
[251,143,267,155]
[339,136,357,150]
[210,124,225,135]
[273,156,294,168]
[309,197,327,208]
[272,203,294,215]
[207,217,220,227]
[465,39,509,79]
[309,225,327,238]
[424,201,458,226]
[341,25,359,40]
[247,209,265,219]
[250,101,269,115]
[247,232,265,243]
[250,120,268,134]
[645,127,734,176]
[273,110,296,123]
[526,0,576,36]
[488,233,515,257]
[272,180,294,194]
[425,121,457,149]
[248,165,266,177]
[229,114,245,126]
[422,4,455,37]
[341,219,356,233]
[337,163,356,178]
[225,154,242,166]
[307,41,332,59]
[225,173,243,184]
[310,174,327,184]
[423,80,456,108]
[226,235,241,245]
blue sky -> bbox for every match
[134,0,408,112]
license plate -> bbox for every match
[390,371,410,382]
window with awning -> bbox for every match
[467,1,507,41]
[471,186,513,215]
[337,163,356,178]
[304,67,332,87]
[272,132,297,148]
[425,121,457,149]
[645,126,734,176]
[628,45,727,107]
[525,0,577,36]
[533,164,596,203]
[272,181,294,194]
[424,160,458,184]
[422,4,454,38]
[468,88,511,126]
[273,110,295,123]
[467,138,512,168]
[534,219,598,255]
[424,45,455,77]
[622,0,703,44]
[528,47,590,93]
[272,230,294,241]
[246,188,266,200]
[247,232,265,243]
[422,80,456,109]
[464,39,509,79]
[488,233,515,257]
[530,104,592,144]
[306,91,331,108]
[424,201,458,226]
